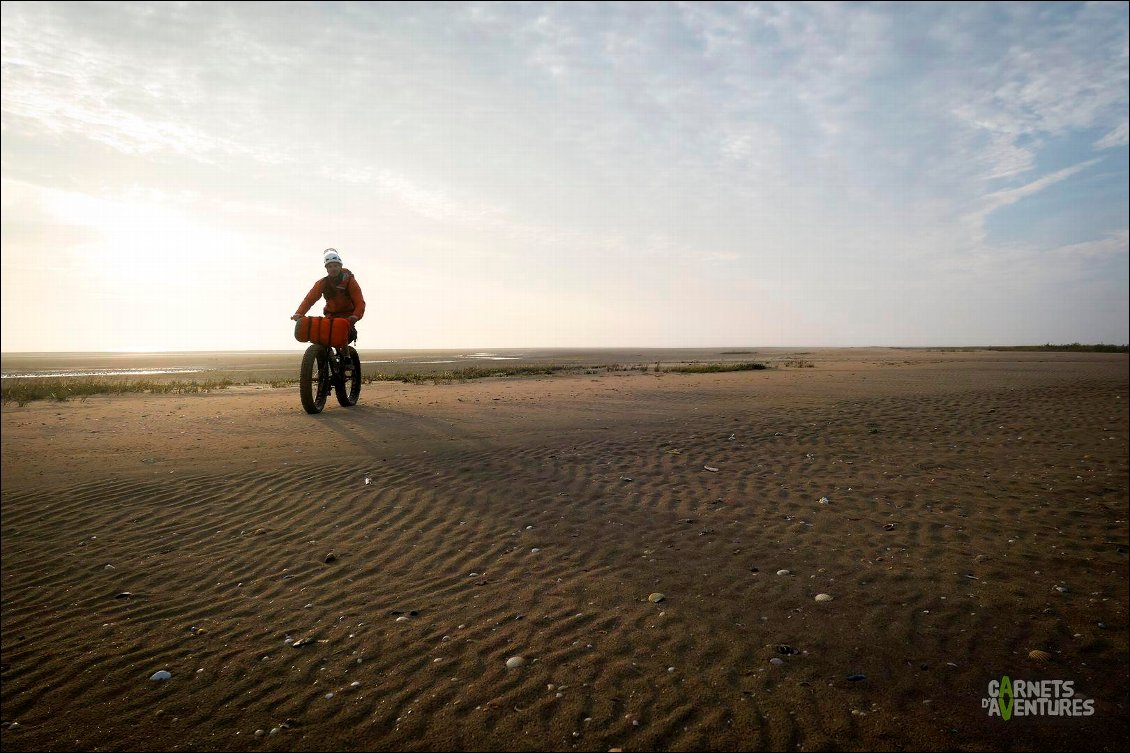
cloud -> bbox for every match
[1094,120,1129,150]
[2,2,1126,349]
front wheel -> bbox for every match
[334,346,362,407]
[300,344,330,414]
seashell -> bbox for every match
[1029,649,1051,661]
[648,593,666,603]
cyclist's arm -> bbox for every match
[293,280,324,319]
[348,276,365,321]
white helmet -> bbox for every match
[323,248,342,266]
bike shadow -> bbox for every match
[305,402,490,457]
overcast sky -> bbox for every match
[2,1,1127,352]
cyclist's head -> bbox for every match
[323,249,343,269]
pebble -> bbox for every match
[818,497,830,504]
[770,658,785,666]
[149,670,171,681]
[506,656,525,669]
[648,593,666,603]
[847,674,866,681]
[776,569,790,576]
[814,593,833,602]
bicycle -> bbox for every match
[294,316,361,414]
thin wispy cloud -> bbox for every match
[2,1,1126,350]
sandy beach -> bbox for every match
[2,348,1127,752]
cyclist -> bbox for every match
[291,249,366,340]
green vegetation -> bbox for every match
[660,361,767,373]
[1,378,234,407]
[364,365,568,384]
[3,360,789,405]
[983,343,1127,353]
[909,344,1128,353]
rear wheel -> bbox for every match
[300,344,330,414]
[334,346,362,407]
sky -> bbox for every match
[1,1,1127,352]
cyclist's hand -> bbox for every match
[348,316,358,324]
[291,314,302,321]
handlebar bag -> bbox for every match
[294,316,351,348]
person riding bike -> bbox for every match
[291,249,366,341]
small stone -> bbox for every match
[149,670,171,681]
[776,569,790,576]
[818,497,830,504]
[814,593,833,602]
[770,657,785,666]
[505,656,526,669]
[704,466,719,472]
[325,553,337,563]
[847,674,866,681]
[648,593,666,603]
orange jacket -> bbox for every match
[294,269,366,321]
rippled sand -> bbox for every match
[2,349,1127,751]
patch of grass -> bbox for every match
[602,364,653,373]
[983,343,1128,353]
[905,344,1128,353]
[365,365,569,384]
[661,361,768,373]
[1,378,235,406]
[781,359,815,368]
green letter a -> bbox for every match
[999,676,1013,721]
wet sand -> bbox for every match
[2,349,1127,751]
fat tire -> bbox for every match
[334,346,362,407]
[300,345,329,414]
